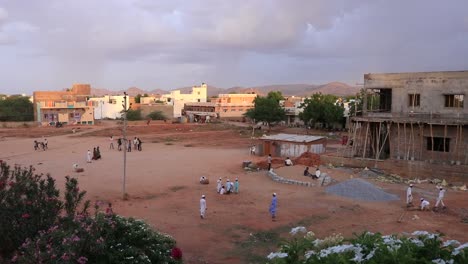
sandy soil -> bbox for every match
[0,122,467,264]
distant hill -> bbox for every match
[90,82,359,97]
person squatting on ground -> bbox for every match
[200,195,207,219]
[315,167,321,179]
[304,167,312,177]
[219,186,226,195]
[420,198,430,211]
[406,184,414,206]
[435,186,446,208]
[285,157,293,166]
[269,193,277,221]
[267,154,272,171]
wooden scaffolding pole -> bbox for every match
[363,122,370,158]
[403,122,407,160]
[430,124,434,161]
[410,122,415,160]
[454,124,459,163]
[397,122,400,159]
[375,122,382,161]
[376,123,390,163]
[419,124,424,161]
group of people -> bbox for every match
[216,178,240,195]
[110,136,142,152]
[33,139,48,151]
[407,183,447,211]
[87,147,102,163]
[303,166,321,179]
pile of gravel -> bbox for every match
[325,178,399,201]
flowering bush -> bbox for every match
[0,162,62,257]
[13,213,180,264]
[0,162,182,263]
[267,227,468,264]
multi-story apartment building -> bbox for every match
[88,95,131,120]
[33,84,94,126]
[282,96,305,125]
[183,93,257,120]
[161,83,208,117]
[348,71,468,165]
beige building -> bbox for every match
[183,93,257,120]
[33,84,94,126]
[348,71,468,165]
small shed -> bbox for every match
[259,133,327,157]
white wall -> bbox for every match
[89,96,130,119]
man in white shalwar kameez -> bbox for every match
[217,178,222,193]
[86,150,92,163]
[406,184,413,206]
[435,187,446,208]
[200,195,207,219]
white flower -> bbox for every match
[383,236,402,252]
[267,252,288,259]
[442,240,460,247]
[312,239,323,247]
[432,259,454,264]
[290,226,307,235]
[412,231,438,239]
[410,238,425,247]
[319,244,355,258]
[304,250,315,259]
[365,248,376,260]
[452,243,468,256]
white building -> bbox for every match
[89,95,131,120]
[160,83,208,117]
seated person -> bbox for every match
[303,167,312,177]
[315,167,321,179]
[219,186,226,195]
[285,157,293,166]
[199,176,209,184]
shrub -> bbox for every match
[125,109,142,121]
[266,227,468,264]
[0,162,63,258]
[147,111,167,120]
[14,213,180,264]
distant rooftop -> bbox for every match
[260,133,324,143]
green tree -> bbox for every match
[0,96,34,121]
[134,94,142,104]
[125,109,142,121]
[147,111,167,120]
[267,91,284,102]
[299,93,344,128]
[244,96,286,128]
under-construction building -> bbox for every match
[347,71,468,166]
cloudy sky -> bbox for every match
[1,0,467,94]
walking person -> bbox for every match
[200,195,207,219]
[44,138,48,150]
[267,154,272,171]
[127,139,132,152]
[117,138,122,151]
[96,146,101,160]
[435,187,446,209]
[133,137,138,150]
[406,184,414,207]
[234,178,239,194]
[269,193,277,221]
[137,138,142,151]
[86,150,92,163]
[109,136,114,149]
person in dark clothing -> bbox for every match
[117,138,122,151]
[96,146,101,160]
[137,138,142,151]
[92,147,98,160]
[303,167,312,177]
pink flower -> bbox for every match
[8,181,15,187]
[11,255,18,262]
[71,235,80,242]
[61,253,70,261]
[51,254,57,259]
[21,213,30,219]
[77,256,88,264]
[171,247,183,260]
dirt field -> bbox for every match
[0,122,467,263]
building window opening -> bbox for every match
[408,94,420,107]
[444,94,464,108]
[368,88,392,112]
[427,137,450,152]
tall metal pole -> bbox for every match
[122,92,128,200]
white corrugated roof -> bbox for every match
[260,133,324,143]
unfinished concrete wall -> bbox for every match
[364,71,468,116]
[139,105,174,120]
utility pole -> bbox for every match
[122,92,128,200]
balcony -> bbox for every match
[357,111,468,125]
[40,101,90,109]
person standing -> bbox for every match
[109,136,114,149]
[133,137,138,150]
[406,184,414,206]
[267,154,272,171]
[96,146,101,160]
[127,139,132,152]
[86,150,92,163]
[234,178,239,193]
[269,193,277,221]
[226,179,231,194]
[435,187,446,208]
[44,138,48,150]
[216,177,222,193]
[200,195,207,219]
[137,138,142,151]
[117,138,122,151]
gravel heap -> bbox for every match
[325,178,399,201]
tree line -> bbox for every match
[0,96,34,122]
